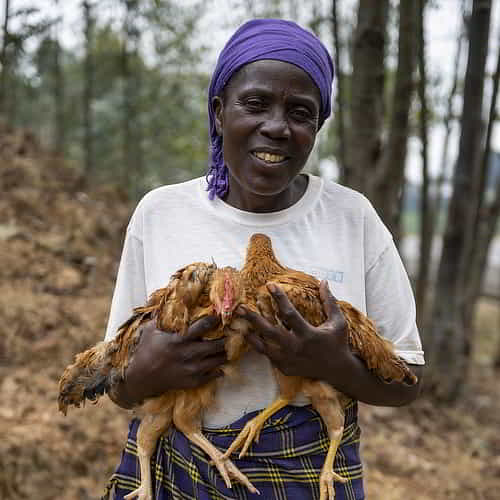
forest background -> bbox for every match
[1,0,500,499]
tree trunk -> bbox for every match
[433,3,466,252]
[132,36,143,199]
[122,4,132,186]
[309,0,322,36]
[369,0,418,242]
[0,0,11,115]
[53,0,65,154]
[462,30,500,327]
[427,0,492,402]
[465,33,500,345]
[82,0,94,179]
[343,0,389,192]
[415,0,432,328]
[122,0,143,198]
[332,0,347,177]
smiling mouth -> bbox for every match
[252,151,288,164]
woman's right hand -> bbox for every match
[112,316,226,408]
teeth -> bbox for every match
[254,152,285,163]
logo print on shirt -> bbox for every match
[307,267,344,283]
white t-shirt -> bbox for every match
[105,174,425,427]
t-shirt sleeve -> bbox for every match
[365,241,425,365]
[104,229,147,341]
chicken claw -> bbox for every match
[222,417,265,460]
[185,431,259,494]
[124,484,151,500]
[319,469,347,500]
[212,452,260,495]
[223,397,290,460]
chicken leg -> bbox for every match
[178,429,260,494]
[124,412,172,500]
[222,396,290,460]
[306,383,348,500]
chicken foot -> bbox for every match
[124,412,172,500]
[183,431,260,494]
[222,397,290,460]
[308,389,347,500]
[317,426,347,500]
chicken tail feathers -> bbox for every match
[58,341,116,415]
[339,301,418,385]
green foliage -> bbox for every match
[7,0,210,199]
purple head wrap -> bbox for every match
[206,18,335,200]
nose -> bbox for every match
[259,107,291,139]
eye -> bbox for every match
[289,106,314,122]
[244,97,267,112]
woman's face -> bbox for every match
[213,60,322,211]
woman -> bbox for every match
[103,19,424,500]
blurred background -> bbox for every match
[1,0,499,498]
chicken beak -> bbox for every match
[221,310,232,326]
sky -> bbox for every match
[5,0,500,185]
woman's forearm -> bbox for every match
[323,353,424,407]
[108,378,142,409]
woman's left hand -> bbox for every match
[239,280,352,380]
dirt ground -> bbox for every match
[1,126,499,499]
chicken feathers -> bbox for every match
[223,233,417,500]
[58,263,258,500]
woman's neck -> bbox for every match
[223,174,308,213]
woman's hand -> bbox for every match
[241,280,351,381]
[240,280,424,406]
[112,315,227,408]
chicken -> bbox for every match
[58,262,258,500]
[222,233,418,500]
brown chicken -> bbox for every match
[222,233,418,500]
[58,262,258,500]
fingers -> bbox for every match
[319,280,347,331]
[266,283,308,332]
[183,337,226,361]
[237,305,288,348]
[178,353,227,389]
[246,332,265,353]
[195,352,228,377]
[238,304,295,363]
[184,315,220,341]
[319,280,340,320]
[237,305,274,333]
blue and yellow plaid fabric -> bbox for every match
[102,402,364,499]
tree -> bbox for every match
[344,0,389,192]
[464,31,500,351]
[369,0,419,241]
[436,3,466,219]
[0,4,51,123]
[82,0,95,179]
[415,0,431,327]
[121,0,143,194]
[331,0,347,175]
[427,0,492,402]
[53,0,65,154]
[0,0,11,115]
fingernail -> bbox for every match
[267,283,277,293]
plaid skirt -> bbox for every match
[102,402,364,500]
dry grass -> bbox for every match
[2,126,500,499]
[474,298,500,366]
